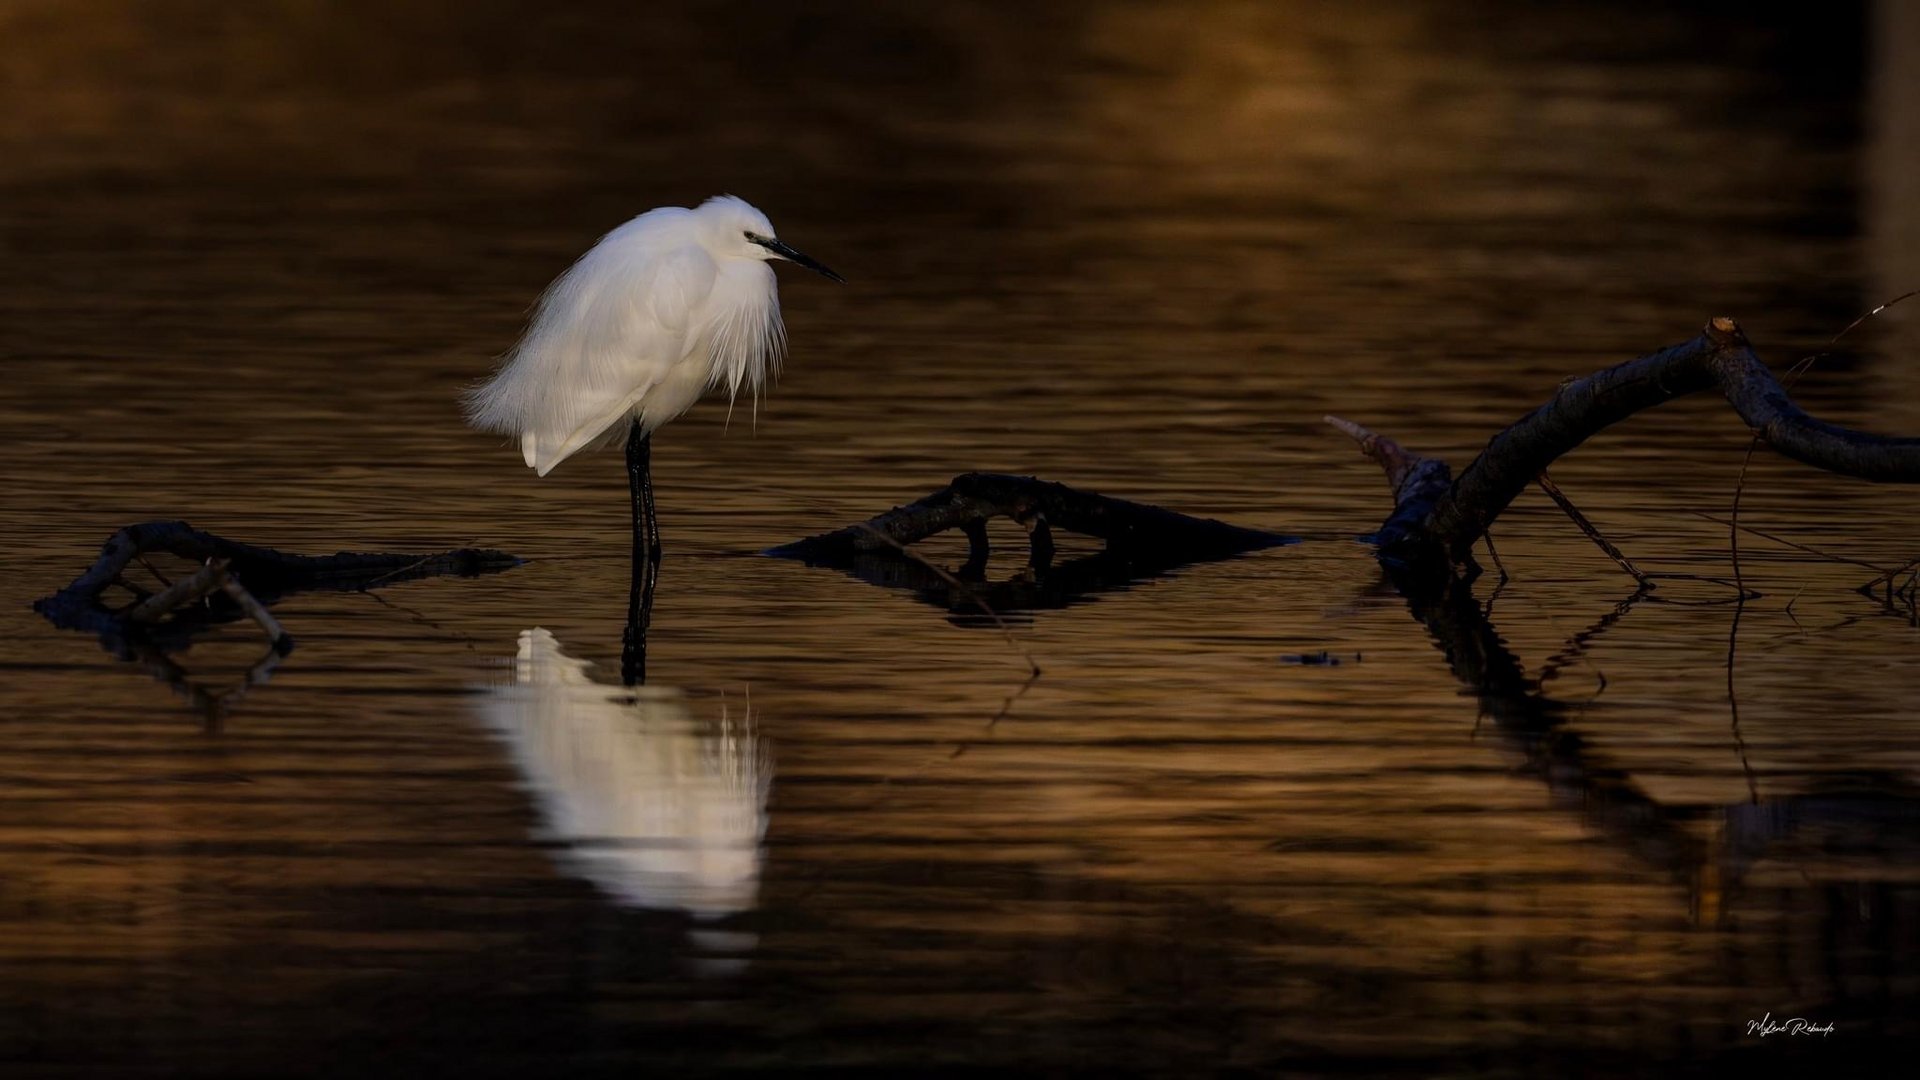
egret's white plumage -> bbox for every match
[466,195,823,477]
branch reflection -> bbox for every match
[1396,568,1920,926]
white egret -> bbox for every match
[465,195,842,573]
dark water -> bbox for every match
[2,2,1917,1074]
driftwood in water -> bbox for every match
[768,473,1294,620]
[35,521,521,726]
[776,319,1915,603]
[1323,318,1920,911]
[761,318,1920,922]
[770,472,1293,568]
[1334,317,1920,570]
[805,548,1190,625]
[35,520,520,642]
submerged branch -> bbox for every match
[35,520,521,639]
[770,472,1293,565]
[34,521,521,725]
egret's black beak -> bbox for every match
[751,235,845,283]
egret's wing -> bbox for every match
[468,238,718,476]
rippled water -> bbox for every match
[2,2,1916,1074]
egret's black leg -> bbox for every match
[642,443,661,567]
[621,419,657,686]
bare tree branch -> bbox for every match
[1341,318,1920,566]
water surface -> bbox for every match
[1,2,1915,1074]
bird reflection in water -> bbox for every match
[474,628,771,956]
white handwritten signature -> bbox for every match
[1746,1013,1835,1038]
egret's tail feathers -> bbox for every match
[520,400,650,477]
[520,427,597,478]
[472,353,657,477]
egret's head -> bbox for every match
[696,195,844,283]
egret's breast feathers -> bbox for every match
[700,260,785,410]
[465,216,785,476]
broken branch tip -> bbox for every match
[1323,415,1371,443]
[1706,316,1746,345]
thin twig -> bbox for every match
[359,537,485,590]
[1860,553,1920,593]
[852,523,1042,731]
[213,643,290,718]
[1481,530,1509,586]
[107,575,151,609]
[1726,594,1760,805]
[1727,439,1758,597]
[126,556,290,651]
[1689,512,1884,571]
[217,571,290,651]
[1536,470,1649,586]
[1727,352,1820,597]
[1826,287,1920,344]
[135,554,173,588]
[1725,290,1920,611]
[1480,562,1509,621]
[361,589,483,651]
[127,559,231,622]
